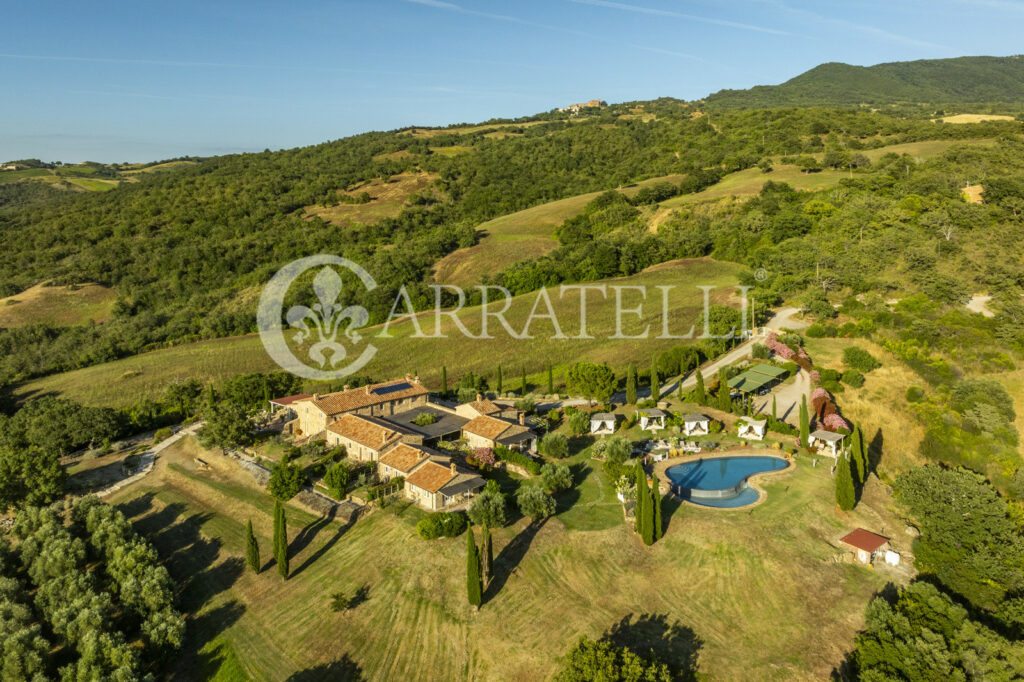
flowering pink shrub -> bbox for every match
[809,370,821,385]
[811,387,830,402]
[823,413,849,431]
[472,447,496,466]
[765,333,796,359]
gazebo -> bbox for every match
[638,408,666,432]
[840,529,889,564]
[682,414,710,437]
[736,416,767,441]
[590,412,616,435]
[809,429,845,457]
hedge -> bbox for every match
[416,511,468,540]
[495,446,542,475]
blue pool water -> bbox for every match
[666,456,789,508]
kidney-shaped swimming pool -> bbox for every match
[665,455,790,508]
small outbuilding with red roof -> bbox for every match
[840,528,890,564]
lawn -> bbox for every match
[17,257,744,407]
[108,433,906,681]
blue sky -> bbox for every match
[1,0,1022,162]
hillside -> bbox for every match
[706,55,1024,109]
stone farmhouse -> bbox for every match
[462,413,537,452]
[287,376,429,437]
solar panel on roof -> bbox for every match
[371,382,413,396]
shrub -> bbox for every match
[843,346,881,372]
[567,411,590,436]
[820,368,841,382]
[751,343,771,359]
[906,386,925,403]
[842,369,865,388]
[494,446,542,475]
[516,486,556,520]
[539,432,569,459]
[416,511,468,539]
[540,462,573,493]
[821,379,844,394]
[412,412,438,426]
[152,427,173,444]
[805,323,837,338]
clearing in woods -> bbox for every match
[108,433,908,681]
[16,258,741,408]
[302,171,440,226]
[431,173,687,287]
[0,281,118,328]
[938,113,1016,123]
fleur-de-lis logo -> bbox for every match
[285,267,369,368]
[258,255,378,381]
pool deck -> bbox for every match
[651,446,796,511]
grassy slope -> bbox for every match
[661,139,995,209]
[111,435,906,681]
[431,173,687,287]
[0,282,117,328]
[17,258,743,407]
[302,172,439,227]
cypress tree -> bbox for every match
[636,465,653,546]
[626,364,638,405]
[651,476,663,541]
[717,368,731,412]
[466,526,482,609]
[851,425,865,485]
[771,395,777,421]
[496,365,503,395]
[245,519,260,574]
[835,453,856,511]
[441,365,448,396]
[482,524,493,588]
[650,361,660,402]
[262,378,270,412]
[274,500,289,579]
[521,367,528,395]
[634,465,646,534]
[547,364,554,395]
[799,396,810,449]
[694,369,706,405]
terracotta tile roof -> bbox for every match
[405,461,457,493]
[326,414,404,451]
[840,529,889,553]
[466,399,501,416]
[270,393,312,406]
[311,378,428,416]
[462,415,516,441]
[379,443,430,474]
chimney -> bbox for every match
[518,412,525,426]
[450,462,457,475]
[382,430,390,445]
[365,385,371,395]
[414,375,420,384]
[476,393,483,402]
[343,384,350,391]
[313,393,320,401]
[405,373,411,381]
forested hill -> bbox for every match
[706,55,1024,109]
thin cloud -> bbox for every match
[748,0,955,51]
[568,0,793,36]
[404,0,704,60]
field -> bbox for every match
[660,139,995,209]
[431,173,686,287]
[302,172,440,226]
[939,114,1016,123]
[17,258,743,407]
[801,338,927,481]
[108,433,909,681]
[0,281,118,328]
